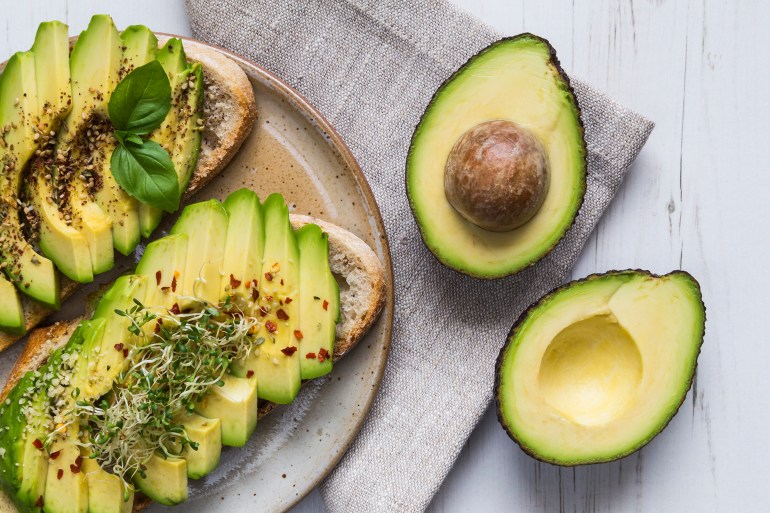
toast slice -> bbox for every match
[0,213,386,513]
[0,38,258,353]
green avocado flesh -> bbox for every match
[495,270,706,465]
[406,34,586,278]
[0,189,340,510]
[0,15,205,333]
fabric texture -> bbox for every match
[185,0,654,511]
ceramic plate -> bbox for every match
[0,36,393,513]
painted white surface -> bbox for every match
[0,0,764,511]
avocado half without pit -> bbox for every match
[407,34,586,278]
[495,270,706,465]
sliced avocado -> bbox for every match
[136,233,188,310]
[0,275,24,334]
[0,371,51,508]
[81,456,133,513]
[169,199,228,305]
[232,194,300,404]
[44,424,88,513]
[296,223,340,379]
[27,158,93,283]
[140,38,189,237]
[406,35,586,278]
[134,453,187,506]
[48,14,122,276]
[93,25,159,256]
[76,275,148,399]
[31,21,72,132]
[169,63,203,193]
[70,317,107,401]
[0,50,59,309]
[495,270,706,465]
[195,373,257,447]
[177,413,222,479]
[220,189,264,306]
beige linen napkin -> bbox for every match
[185,0,655,511]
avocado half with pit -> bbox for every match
[495,270,706,465]
[406,34,586,278]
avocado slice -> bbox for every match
[140,38,203,238]
[495,270,706,465]
[44,424,89,513]
[0,275,24,334]
[406,34,586,278]
[81,456,133,513]
[133,453,187,506]
[195,374,257,447]
[219,189,265,307]
[232,194,300,404]
[295,223,340,379]
[75,275,148,400]
[0,50,60,309]
[136,233,188,310]
[0,371,51,509]
[169,199,228,305]
[92,25,158,256]
[177,413,222,478]
[32,21,71,133]
[42,14,122,277]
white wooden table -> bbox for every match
[3,1,765,511]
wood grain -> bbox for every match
[0,0,763,511]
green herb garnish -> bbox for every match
[108,60,180,212]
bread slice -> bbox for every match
[0,38,258,353]
[0,213,386,512]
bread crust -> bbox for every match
[0,40,257,353]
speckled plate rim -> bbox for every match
[161,34,395,511]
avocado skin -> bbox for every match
[405,33,587,279]
[493,269,706,466]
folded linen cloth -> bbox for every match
[185,0,654,511]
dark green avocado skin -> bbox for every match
[405,33,587,279]
[494,269,706,466]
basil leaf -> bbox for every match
[108,61,171,135]
[114,130,144,146]
[111,141,179,212]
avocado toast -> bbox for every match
[0,16,257,350]
[0,191,387,512]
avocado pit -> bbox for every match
[444,120,549,232]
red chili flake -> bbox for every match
[155,270,161,285]
[70,464,80,474]
[264,272,273,281]
[276,309,289,321]
[318,348,330,363]
[252,279,258,289]
[285,297,293,304]
[32,439,43,450]
[170,303,181,315]
[57,468,63,480]
[252,288,259,301]
[259,306,269,317]
[35,496,44,508]
[245,280,251,289]
[123,349,129,358]
[306,352,316,359]
[265,320,277,333]
[265,295,273,301]
[49,450,61,460]
[161,286,170,292]
[280,279,284,285]
[281,346,297,356]
[246,370,254,378]
[230,274,241,290]
[323,300,329,311]
[114,343,124,352]
[154,321,161,334]
[75,456,83,467]
[294,330,304,339]
[171,274,178,292]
